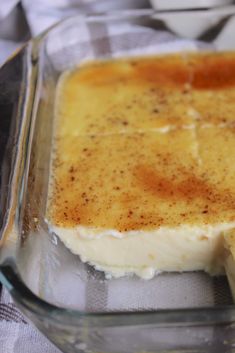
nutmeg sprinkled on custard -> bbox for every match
[48,53,235,231]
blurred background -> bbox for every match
[0,0,150,65]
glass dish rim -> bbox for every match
[2,9,235,327]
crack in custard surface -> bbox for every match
[48,53,235,231]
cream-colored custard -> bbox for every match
[47,53,235,279]
[51,223,235,279]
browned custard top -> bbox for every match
[48,53,235,231]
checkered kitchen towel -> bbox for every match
[0,0,149,65]
[1,1,235,352]
[0,288,61,352]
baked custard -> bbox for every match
[47,53,235,279]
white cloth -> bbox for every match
[0,321,60,353]
[0,0,19,20]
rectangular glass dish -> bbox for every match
[2,8,235,353]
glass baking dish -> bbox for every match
[2,8,235,353]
